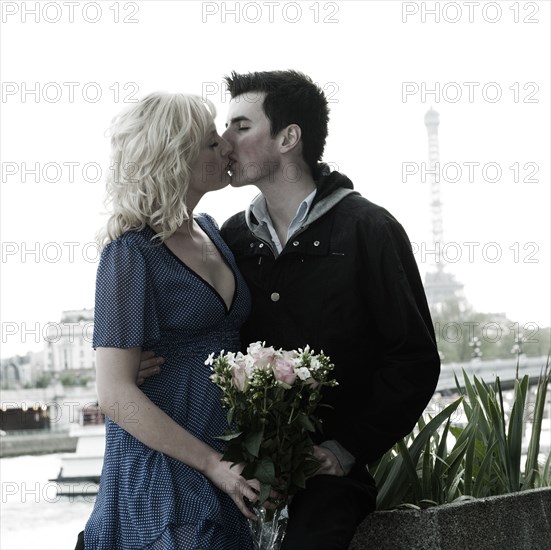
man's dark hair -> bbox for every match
[224,70,329,176]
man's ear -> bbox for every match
[279,124,302,153]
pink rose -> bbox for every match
[273,352,298,386]
[231,357,249,391]
[248,344,277,371]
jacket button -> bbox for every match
[250,243,254,248]
[313,240,320,246]
[292,241,299,246]
[270,292,280,302]
[259,243,264,248]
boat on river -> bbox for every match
[50,406,105,496]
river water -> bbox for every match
[0,454,96,550]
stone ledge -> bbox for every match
[349,487,551,550]
[0,433,78,457]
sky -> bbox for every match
[1,0,550,359]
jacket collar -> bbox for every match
[245,163,358,237]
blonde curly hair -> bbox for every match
[98,92,216,247]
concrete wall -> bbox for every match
[349,488,551,550]
[0,433,77,458]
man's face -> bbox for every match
[222,92,280,187]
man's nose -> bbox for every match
[221,127,233,143]
[220,136,233,157]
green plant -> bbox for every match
[59,373,77,386]
[372,358,550,510]
[34,373,52,388]
[455,362,551,496]
[59,373,90,386]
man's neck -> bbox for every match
[258,166,316,247]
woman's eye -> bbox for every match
[209,142,219,148]
[238,127,249,131]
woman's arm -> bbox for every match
[96,346,259,519]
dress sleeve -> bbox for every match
[198,212,220,230]
[93,238,160,350]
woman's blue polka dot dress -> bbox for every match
[84,214,253,550]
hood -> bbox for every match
[245,162,359,239]
[305,163,358,226]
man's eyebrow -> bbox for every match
[225,116,252,128]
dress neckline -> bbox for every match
[145,217,238,315]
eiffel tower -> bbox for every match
[423,108,464,312]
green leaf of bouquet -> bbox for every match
[298,413,316,432]
[216,431,243,441]
[254,457,276,485]
[244,430,264,458]
[241,462,256,480]
[291,468,307,489]
[258,482,271,504]
[221,442,247,465]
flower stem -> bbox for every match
[288,406,295,425]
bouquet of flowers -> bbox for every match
[206,341,337,548]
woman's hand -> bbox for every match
[202,454,261,520]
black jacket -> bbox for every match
[221,168,441,465]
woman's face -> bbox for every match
[188,125,233,196]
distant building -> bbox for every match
[44,308,95,373]
[0,309,96,388]
[0,351,44,388]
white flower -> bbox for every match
[225,351,237,366]
[309,357,321,371]
[244,354,256,370]
[295,366,312,381]
[246,341,265,355]
[205,353,215,366]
